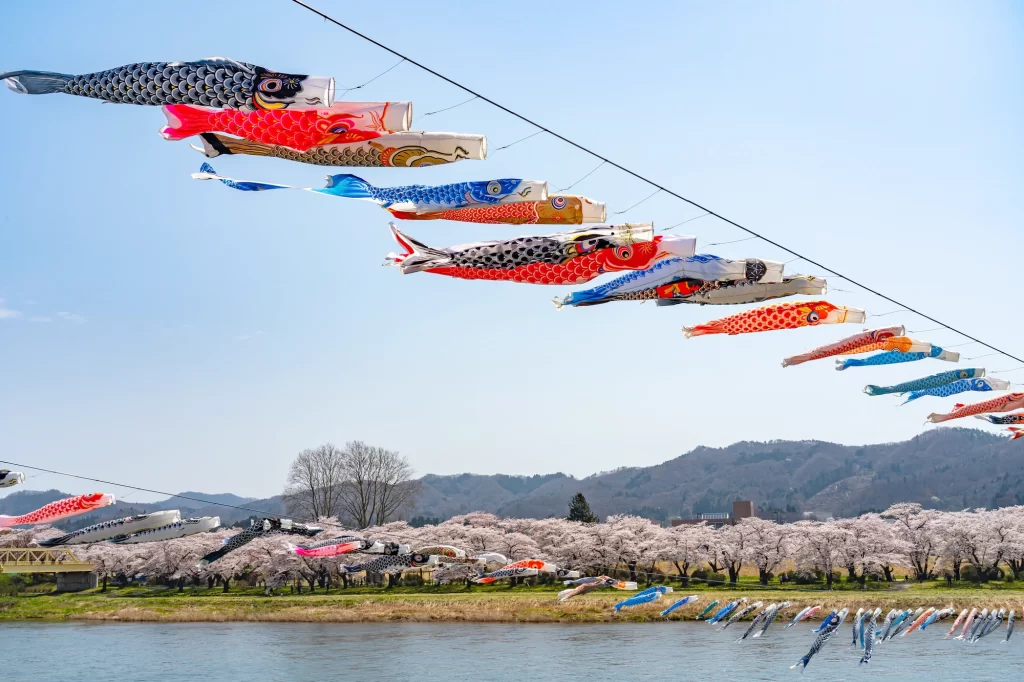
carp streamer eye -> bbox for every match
[960,371,969,378]
[328,124,349,134]
[486,181,502,195]
[551,196,567,209]
[615,246,632,260]
[259,78,282,92]
[807,311,821,323]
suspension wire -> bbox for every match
[491,129,545,153]
[420,95,479,117]
[611,189,661,215]
[335,57,405,98]
[556,161,606,192]
[659,212,712,233]
[287,0,1023,364]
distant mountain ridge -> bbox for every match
[4,429,1022,528]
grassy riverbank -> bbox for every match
[3,582,1024,623]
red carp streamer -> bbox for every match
[928,393,1024,424]
[0,493,115,527]
[683,301,866,338]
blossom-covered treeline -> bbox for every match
[5,504,1024,590]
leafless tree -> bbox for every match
[338,441,420,528]
[282,443,347,520]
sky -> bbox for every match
[1,1,1022,502]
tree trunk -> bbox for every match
[101,576,108,593]
[825,571,834,589]
[207,577,215,590]
[386,573,396,589]
[307,576,316,592]
[846,563,857,581]
[758,568,769,586]
[178,578,185,593]
[728,565,739,585]
[882,565,894,582]
[627,560,638,583]
[222,578,230,593]
[673,562,690,587]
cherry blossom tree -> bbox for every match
[738,517,792,586]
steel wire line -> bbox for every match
[289,0,1022,364]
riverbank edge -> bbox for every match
[4,588,1024,624]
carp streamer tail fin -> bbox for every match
[160,104,213,141]
[682,321,723,338]
[0,515,17,528]
[386,224,452,273]
[2,70,72,95]
[192,133,276,159]
[320,173,374,199]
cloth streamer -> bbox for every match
[683,301,866,338]
[2,58,333,111]
[194,131,487,168]
[388,194,605,224]
[782,326,904,368]
[902,377,1009,403]
[841,336,933,356]
[193,163,547,214]
[0,493,115,527]
[387,223,696,285]
[863,368,986,396]
[835,345,960,370]
[927,392,1024,424]
[655,276,825,306]
[162,101,410,150]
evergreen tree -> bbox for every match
[566,492,598,523]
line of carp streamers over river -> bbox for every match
[3,55,1024,670]
[3,55,1020,433]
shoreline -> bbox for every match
[3,586,1024,623]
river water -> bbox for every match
[2,621,1019,681]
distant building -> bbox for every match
[670,501,756,529]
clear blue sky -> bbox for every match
[1,1,1022,501]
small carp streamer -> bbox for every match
[289,537,410,558]
[39,510,181,546]
[863,368,986,396]
[835,345,960,370]
[387,223,695,285]
[473,559,579,584]
[707,598,747,624]
[0,470,25,489]
[841,336,934,356]
[0,493,115,527]
[782,326,905,368]
[162,102,411,150]
[468,566,540,583]
[927,392,1024,424]
[193,131,486,168]
[786,605,821,628]
[198,518,322,566]
[192,164,547,213]
[552,253,786,307]
[792,608,848,670]
[343,553,440,575]
[695,600,720,620]
[683,301,866,337]
[113,517,221,544]
[975,412,1024,425]
[2,58,334,111]
[901,377,1009,404]
[389,194,606,224]
[660,594,700,617]
[613,585,673,612]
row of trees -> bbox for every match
[5,503,1024,592]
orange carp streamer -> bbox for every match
[0,493,115,527]
[840,336,933,356]
[682,301,866,338]
[782,326,905,368]
[927,393,1024,424]
[388,195,606,225]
